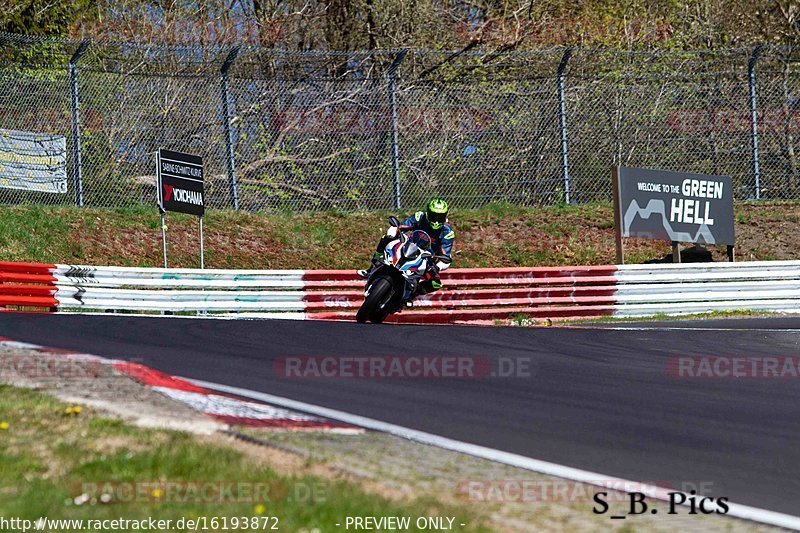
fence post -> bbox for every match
[557,48,573,204]
[69,40,90,207]
[221,46,241,210]
[748,46,763,200]
[388,49,408,210]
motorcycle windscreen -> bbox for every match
[409,230,432,250]
[398,242,426,272]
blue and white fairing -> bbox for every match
[383,238,430,277]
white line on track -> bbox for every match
[187,377,800,531]
[567,326,800,332]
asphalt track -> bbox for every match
[1,313,799,517]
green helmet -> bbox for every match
[425,198,449,230]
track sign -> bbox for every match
[157,149,204,216]
[614,166,734,245]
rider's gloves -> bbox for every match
[386,226,399,238]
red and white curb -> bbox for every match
[0,337,361,433]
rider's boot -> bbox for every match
[357,253,382,279]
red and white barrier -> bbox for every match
[1,260,799,324]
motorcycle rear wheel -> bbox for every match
[356,277,393,323]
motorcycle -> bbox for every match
[356,216,451,324]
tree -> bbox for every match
[1,0,95,37]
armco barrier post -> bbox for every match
[69,40,90,207]
[748,46,763,200]
[221,46,241,210]
[557,48,573,204]
[388,49,408,210]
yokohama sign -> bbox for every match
[272,107,492,134]
[157,149,205,216]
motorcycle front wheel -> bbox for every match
[356,277,393,324]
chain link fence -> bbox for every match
[0,32,798,211]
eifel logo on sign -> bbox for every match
[157,149,204,216]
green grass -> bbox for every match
[500,309,781,327]
[566,309,780,325]
[0,385,488,532]
[0,200,798,269]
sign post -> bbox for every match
[160,211,168,268]
[613,166,735,264]
[611,166,624,264]
[199,216,204,269]
[156,149,205,269]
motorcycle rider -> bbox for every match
[358,198,454,296]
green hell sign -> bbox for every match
[614,166,735,246]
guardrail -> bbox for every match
[0,260,797,324]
